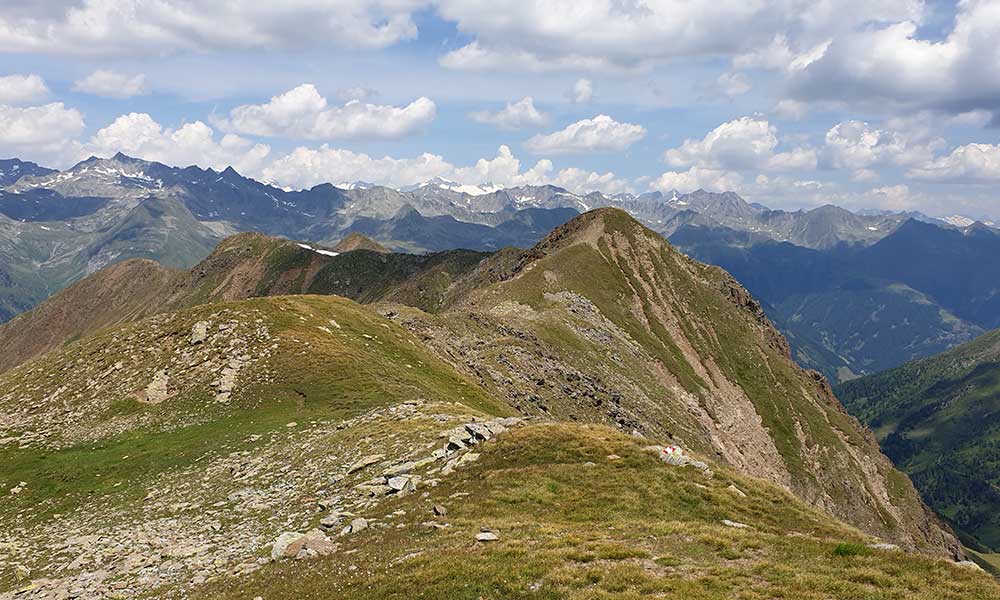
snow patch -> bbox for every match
[297,243,339,257]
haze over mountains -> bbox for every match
[3,153,998,383]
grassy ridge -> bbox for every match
[194,424,1000,600]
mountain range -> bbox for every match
[2,153,998,383]
[4,209,991,597]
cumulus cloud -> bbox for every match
[570,79,593,103]
[81,112,271,174]
[261,143,631,194]
[664,116,816,172]
[907,144,1000,183]
[0,102,85,158]
[436,0,922,72]
[218,84,436,140]
[822,119,944,178]
[525,115,646,155]
[649,167,743,194]
[0,0,428,55]
[785,0,1000,117]
[0,74,49,105]
[469,97,549,130]
[73,69,147,98]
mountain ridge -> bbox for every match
[0,207,962,559]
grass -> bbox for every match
[190,423,1000,600]
[0,295,506,530]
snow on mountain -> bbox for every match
[405,177,503,196]
[942,215,976,227]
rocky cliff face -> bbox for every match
[383,208,960,556]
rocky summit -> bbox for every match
[1,210,997,599]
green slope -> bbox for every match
[835,328,1000,550]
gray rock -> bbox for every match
[387,475,418,495]
[142,370,170,404]
[465,423,493,441]
[868,542,900,551]
[190,321,209,345]
[319,514,342,530]
[727,485,747,498]
[348,455,384,474]
[271,532,303,561]
[476,532,499,542]
[721,519,749,529]
[347,518,368,534]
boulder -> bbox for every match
[387,475,418,495]
[271,530,337,560]
[271,532,303,561]
[342,517,368,535]
[348,455,384,474]
[190,321,209,345]
[141,370,171,404]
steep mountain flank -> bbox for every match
[672,221,992,382]
[835,329,1000,551]
[387,209,958,555]
[0,232,487,373]
[1,296,994,599]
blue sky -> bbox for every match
[1,0,999,219]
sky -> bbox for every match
[0,1,999,218]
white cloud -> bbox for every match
[0,1,429,55]
[734,35,831,73]
[469,97,549,130]
[786,0,1000,116]
[664,116,816,172]
[570,79,593,103]
[436,0,922,72]
[822,119,944,176]
[0,103,85,157]
[0,74,49,105]
[908,144,1000,183]
[263,145,453,190]
[336,86,377,102]
[549,166,631,195]
[73,69,147,98]
[865,184,919,211]
[218,84,436,140]
[261,143,631,194]
[649,167,743,194]
[772,99,809,120]
[525,115,646,155]
[81,112,271,174]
